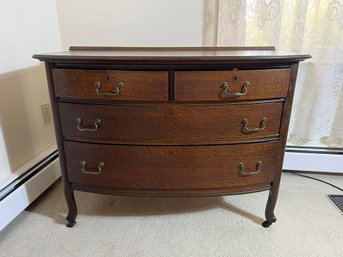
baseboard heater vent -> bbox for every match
[0,150,60,231]
[284,145,343,173]
[0,151,58,201]
[286,145,343,155]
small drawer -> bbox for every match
[59,101,283,144]
[174,69,290,101]
[53,69,168,101]
[65,141,277,190]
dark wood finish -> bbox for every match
[44,63,77,227]
[69,46,276,51]
[53,69,168,101]
[174,69,290,101]
[263,63,300,227]
[59,101,283,144]
[33,46,311,64]
[64,141,277,190]
[33,47,311,228]
[71,183,272,197]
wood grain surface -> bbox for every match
[64,141,277,190]
[59,101,283,144]
[174,69,290,101]
[34,47,310,227]
[53,69,168,101]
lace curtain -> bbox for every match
[203,0,343,147]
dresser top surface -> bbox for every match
[33,46,311,63]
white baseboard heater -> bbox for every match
[283,145,343,173]
[0,149,60,231]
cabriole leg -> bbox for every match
[64,185,77,227]
[262,185,278,228]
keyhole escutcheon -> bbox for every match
[168,150,173,158]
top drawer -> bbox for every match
[174,69,290,101]
[52,69,168,101]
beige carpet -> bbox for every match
[0,173,343,257]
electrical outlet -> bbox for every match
[41,102,52,124]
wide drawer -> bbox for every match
[174,69,290,101]
[65,141,277,190]
[59,102,283,144]
[53,69,168,101]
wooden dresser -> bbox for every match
[33,46,310,228]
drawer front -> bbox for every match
[59,102,283,144]
[174,69,290,101]
[65,141,277,190]
[53,69,168,101]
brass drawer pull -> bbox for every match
[241,117,267,133]
[75,117,101,132]
[239,161,262,176]
[94,81,123,96]
[222,81,250,96]
[80,160,104,175]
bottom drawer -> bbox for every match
[64,141,278,191]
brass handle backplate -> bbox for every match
[94,81,123,96]
[241,117,267,133]
[80,160,104,175]
[75,117,101,132]
[239,161,262,176]
[222,81,250,96]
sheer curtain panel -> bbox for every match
[203,0,343,147]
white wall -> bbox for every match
[55,0,205,49]
[0,0,61,184]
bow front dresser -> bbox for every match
[33,46,310,227]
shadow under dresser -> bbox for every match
[33,46,311,228]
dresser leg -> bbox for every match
[262,186,277,228]
[64,186,77,227]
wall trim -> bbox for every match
[0,145,58,191]
[0,156,60,231]
[283,146,343,173]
